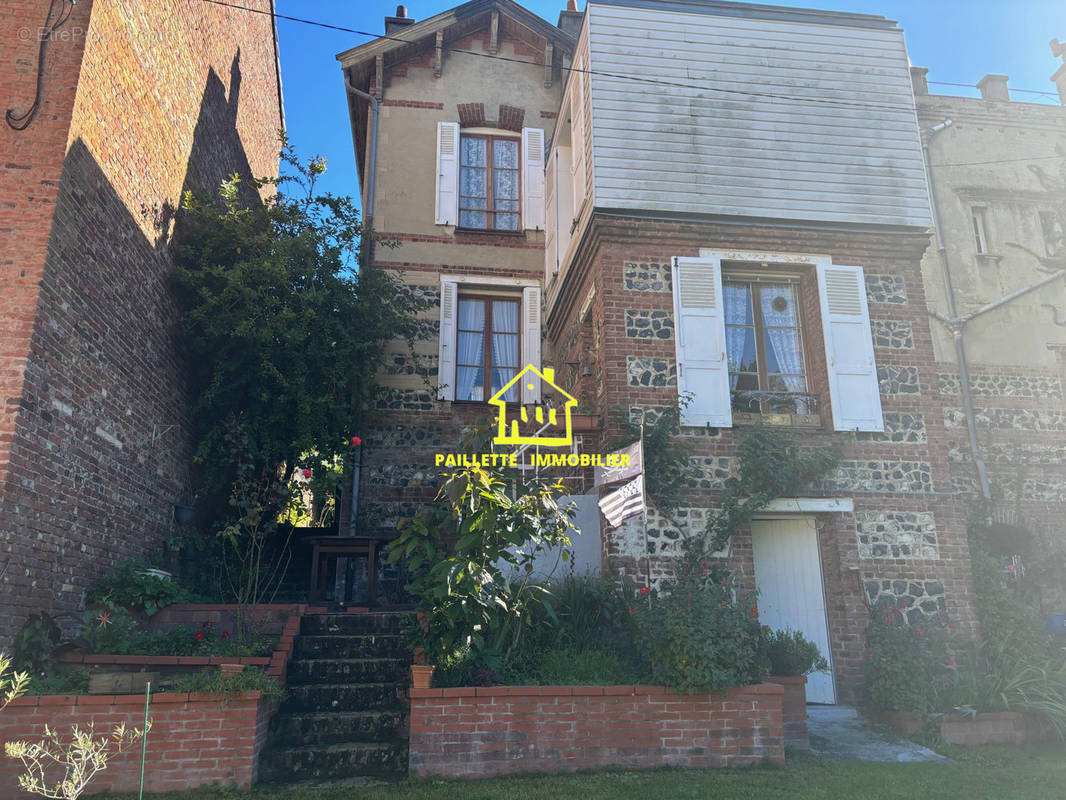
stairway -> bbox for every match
[258,611,412,783]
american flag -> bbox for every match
[597,475,645,529]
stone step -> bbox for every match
[287,657,409,685]
[258,740,408,783]
[282,683,408,713]
[272,709,407,746]
[300,612,409,636]
[294,634,411,660]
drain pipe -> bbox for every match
[343,76,380,536]
[921,120,993,503]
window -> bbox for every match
[455,295,520,402]
[723,279,809,414]
[1040,211,1062,257]
[971,206,990,254]
[459,135,520,230]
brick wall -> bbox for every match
[0,0,281,642]
[0,691,277,795]
[408,683,784,779]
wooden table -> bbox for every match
[307,536,378,604]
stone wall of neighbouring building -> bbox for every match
[0,0,282,641]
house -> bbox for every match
[338,0,1064,703]
[910,60,1066,608]
[0,0,283,641]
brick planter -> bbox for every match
[0,691,277,796]
[409,683,784,779]
[60,605,307,684]
[939,711,1056,745]
[766,675,808,749]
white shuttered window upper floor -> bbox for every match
[579,0,932,228]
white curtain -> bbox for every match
[491,301,520,401]
[457,300,485,401]
[760,284,805,394]
[724,284,752,390]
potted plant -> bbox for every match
[765,629,828,748]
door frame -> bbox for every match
[751,513,837,704]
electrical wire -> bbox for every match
[5,0,76,131]
[200,0,1066,169]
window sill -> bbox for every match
[976,253,1002,264]
[454,227,527,238]
[733,412,823,429]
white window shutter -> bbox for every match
[438,280,458,400]
[521,128,545,230]
[672,257,731,427]
[817,264,884,432]
[435,122,459,225]
[522,286,542,404]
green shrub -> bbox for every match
[86,559,196,617]
[766,629,829,676]
[633,579,769,694]
[78,609,270,657]
[174,667,283,701]
[531,647,640,686]
[864,601,952,714]
[11,614,61,673]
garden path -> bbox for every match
[806,706,945,762]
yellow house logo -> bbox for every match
[489,365,576,447]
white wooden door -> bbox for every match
[751,517,836,703]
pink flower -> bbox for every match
[883,615,892,624]
[639,586,650,595]
[301,468,312,478]
[350,436,362,446]
[628,607,634,615]
[1006,564,1015,573]
[866,652,873,661]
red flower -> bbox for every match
[686,601,692,608]
[628,607,634,615]
[350,436,362,447]
[195,630,205,641]
[639,586,650,595]
[750,605,758,617]
[915,625,924,637]
[301,468,312,478]
[718,599,728,607]
[866,652,873,661]
[202,621,214,628]
[221,631,230,639]
[883,615,893,624]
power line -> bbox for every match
[198,0,975,115]
[200,0,1066,170]
[928,80,1058,98]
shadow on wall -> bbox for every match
[0,52,268,643]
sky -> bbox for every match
[273,0,1065,207]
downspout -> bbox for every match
[343,76,380,536]
[921,119,993,504]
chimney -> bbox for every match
[385,5,415,36]
[910,66,929,96]
[977,73,1010,102]
[1051,39,1066,105]
[558,2,584,39]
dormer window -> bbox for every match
[460,134,520,230]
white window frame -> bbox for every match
[971,206,990,255]
[437,276,542,404]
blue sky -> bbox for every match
[275,0,1065,206]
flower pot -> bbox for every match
[219,663,246,677]
[411,664,435,689]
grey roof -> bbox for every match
[589,0,899,30]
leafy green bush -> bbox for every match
[864,601,952,714]
[174,667,284,701]
[766,629,829,676]
[85,559,196,617]
[633,579,769,694]
[388,451,574,673]
[11,614,61,673]
[22,668,90,697]
[529,647,640,686]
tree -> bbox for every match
[173,137,428,511]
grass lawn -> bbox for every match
[96,743,1066,800]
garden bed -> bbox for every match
[878,709,1057,744]
[0,690,277,796]
[408,683,784,779]
[59,604,308,685]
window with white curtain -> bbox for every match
[459,134,520,231]
[723,279,808,414]
[455,296,520,402]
